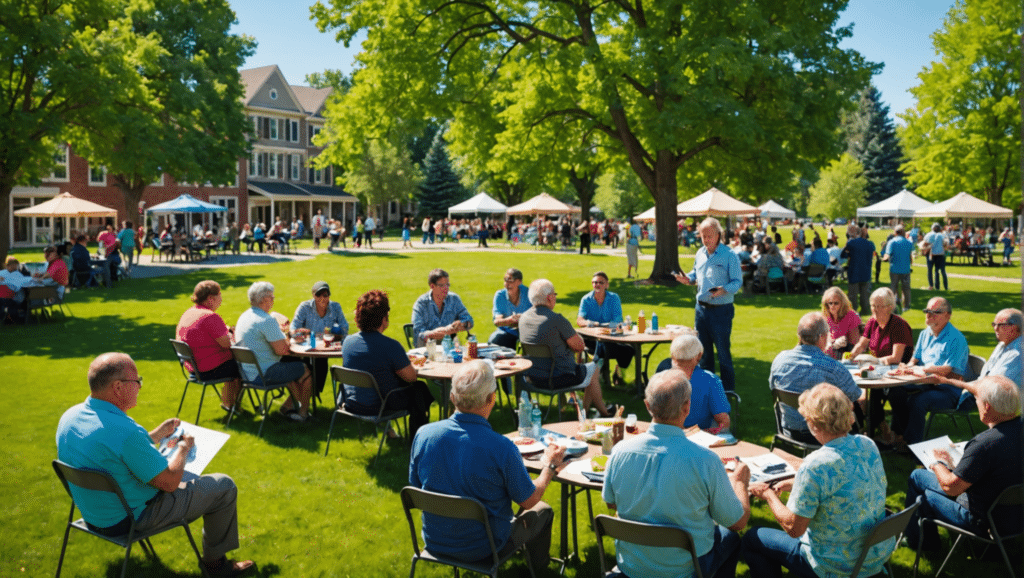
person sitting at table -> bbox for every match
[489,268,531,349]
[411,268,473,347]
[0,256,30,322]
[70,234,103,288]
[820,287,860,360]
[576,271,633,386]
[520,279,615,417]
[903,375,1023,552]
[291,281,350,397]
[769,313,862,444]
[234,281,312,422]
[604,369,751,578]
[654,332,731,433]
[32,245,69,298]
[734,243,753,265]
[743,383,893,578]
[409,360,566,573]
[342,289,434,439]
[887,296,969,446]
[753,241,792,289]
[176,280,241,411]
[97,223,122,282]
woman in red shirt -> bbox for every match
[176,280,240,410]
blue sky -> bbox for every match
[231,0,955,123]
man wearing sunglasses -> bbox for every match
[933,308,1022,405]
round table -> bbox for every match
[290,339,345,410]
[850,367,937,435]
[416,357,533,416]
[576,325,689,394]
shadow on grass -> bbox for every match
[86,548,283,578]
[321,251,410,260]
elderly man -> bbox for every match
[840,224,875,315]
[888,296,970,445]
[655,332,731,433]
[883,224,914,310]
[674,217,743,392]
[235,281,312,421]
[489,268,531,349]
[56,353,254,576]
[603,370,751,578]
[934,308,1022,403]
[409,360,567,572]
[577,271,634,386]
[411,268,473,347]
[769,313,862,444]
[904,376,1023,551]
[520,278,613,417]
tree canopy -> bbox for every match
[312,0,876,279]
[807,153,867,220]
[898,0,1021,211]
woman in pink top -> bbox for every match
[820,286,860,359]
[176,280,240,410]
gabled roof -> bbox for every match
[239,65,305,114]
[291,86,332,117]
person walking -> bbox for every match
[924,223,949,290]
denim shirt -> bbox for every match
[687,244,742,305]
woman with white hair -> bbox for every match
[655,332,731,432]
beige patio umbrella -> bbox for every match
[633,205,657,222]
[14,192,117,242]
[676,187,759,217]
[506,193,581,215]
[914,191,1014,220]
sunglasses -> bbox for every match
[922,309,948,315]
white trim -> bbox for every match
[88,164,107,186]
[50,145,70,182]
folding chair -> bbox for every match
[170,339,233,424]
[519,342,594,420]
[400,486,537,578]
[804,263,830,293]
[766,266,789,294]
[594,514,704,578]
[849,497,921,578]
[923,354,986,439]
[228,346,291,437]
[770,388,820,457]
[913,484,1024,578]
[52,460,207,578]
[325,365,409,466]
[25,285,65,323]
[403,323,416,349]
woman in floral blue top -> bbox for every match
[742,383,894,578]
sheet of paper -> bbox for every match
[909,436,967,469]
[741,453,797,484]
[157,421,230,482]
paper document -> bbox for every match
[741,453,797,484]
[909,436,968,469]
[157,421,230,482]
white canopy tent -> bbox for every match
[633,206,657,222]
[676,187,759,217]
[856,189,932,219]
[447,192,508,217]
[758,200,796,220]
[13,192,118,243]
[914,191,1014,220]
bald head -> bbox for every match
[797,312,828,347]
[88,352,133,393]
[645,369,691,424]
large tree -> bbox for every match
[418,130,467,217]
[842,85,906,204]
[312,0,876,280]
[898,0,1021,211]
[344,138,422,222]
[807,153,867,220]
[68,0,256,221]
[0,0,145,258]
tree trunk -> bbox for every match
[649,150,680,283]
[0,178,14,260]
[568,167,598,220]
[113,177,147,229]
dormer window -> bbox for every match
[269,88,278,100]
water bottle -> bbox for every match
[425,338,437,361]
[651,311,659,332]
[518,392,532,437]
[442,334,453,360]
[531,402,542,440]
[625,315,632,332]
[332,322,341,335]
[310,332,316,349]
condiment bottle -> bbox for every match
[467,335,478,359]
[637,310,646,334]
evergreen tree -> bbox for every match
[417,130,466,217]
[842,86,906,204]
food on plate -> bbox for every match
[591,455,608,472]
[513,437,537,446]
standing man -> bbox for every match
[674,217,743,392]
[883,224,914,310]
[410,360,567,573]
[603,369,751,578]
[312,209,325,249]
[364,214,375,249]
[117,221,136,274]
[923,223,949,291]
[56,353,255,576]
[841,224,875,315]
[626,218,642,279]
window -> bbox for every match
[290,154,301,180]
[50,145,69,181]
[256,153,265,177]
[210,197,237,230]
[309,126,321,146]
[267,153,277,178]
[249,152,257,177]
[250,115,259,138]
[269,118,278,140]
[269,88,278,100]
[289,120,299,142]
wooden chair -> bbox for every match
[594,514,704,578]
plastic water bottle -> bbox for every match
[332,322,341,335]
[518,392,533,437]
[651,312,659,332]
[310,332,316,349]
[531,402,542,440]
[442,334,453,360]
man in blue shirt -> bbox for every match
[56,353,254,576]
[883,224,914,310]
[674,217,743,391]
[577,271,634,385]
[923,222,949,290]
[489,268,531,349]
[411,268,474,347]
[841,224,875,315]
[409,360,567,572]
[888,297,971,445]
[603,369,750,578]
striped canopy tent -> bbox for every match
[914,191,1014,220]
[506,193,581,216]
[676,187,759,217]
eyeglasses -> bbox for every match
[992,322,1013,328]
[120,377,143,386]
[434,283,450,288]
[922,309,948,315]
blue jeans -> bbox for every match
[608,525,740,578]
[741,527,819,578]
[695,302,735,391]
[905,468,983,550]
[888,383,960,443]
[931,255,948,290]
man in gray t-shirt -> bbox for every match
[518,279,614,417]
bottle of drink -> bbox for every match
[442,334,453,360]
[467,335,478,359]
[637,310,646,334]
[518,392,532,437]
[310,331,316,349]
[531,402,542,440]
[425,338,437,360]
[625,315,632,332]
[651,311,659,332]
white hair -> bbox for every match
[528,279,555,306]
[248,281,274,307]
[670,333,703,362]
[450,360,496,410]
[976,376,1020,416]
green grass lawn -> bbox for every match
[2,245,1019,577]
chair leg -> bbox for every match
[55,517,73,577]
[256,391,271,438]
[373,422,389,468]
[934,533,966,577]
[325,410,339,457]
[181,523,209,578]
[176,382,190,418]
[120,541,133,578]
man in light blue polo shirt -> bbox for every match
[411,268,474,347]
[889,297,970,444]
[883,224,915,310]
[489,268,531,349]
[603,369,751,578]
[56,353,254,576]
[674,217,743,391]
[933,307,1022,408]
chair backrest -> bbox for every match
[52,460,133,522]
[771,388,802,432]
[169,339,198,377]
[848,496,921,578]
[230,345,266,387]
[986,484,1024,537]
[403,323,415,349]
[27,285,59,301]
[593,514,703,578]
[330,365,384,404]
[767,266,785,280]
[519,342,554,385]
[806,262,827,279]
[967,354,986,380]
[400,486,500,562]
